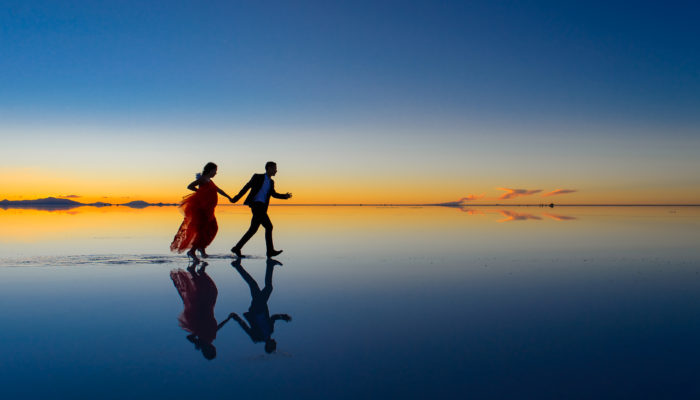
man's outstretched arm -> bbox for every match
[271,188,292,200]
[271,314,292,322]
[231,175,254,203]
[230,313,254,338]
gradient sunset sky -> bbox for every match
[2,1,699,204]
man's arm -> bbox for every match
[270,182,292,200]
[231,175,255,203]
[271,314,292,322]
[230,313,254,339]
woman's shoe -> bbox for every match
[187,249,200,262]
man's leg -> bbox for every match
[233,261,261,298]
[232,205,263,253]
[260,259,275,301]
[259,211,276,254]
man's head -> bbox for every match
[264,338,277,353]
[265,161,277,177]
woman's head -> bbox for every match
[201,343,217,360]
[202,162,217,178]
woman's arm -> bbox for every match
[217,187,232,201]
[216,314,234,331]
[187,178,203,192]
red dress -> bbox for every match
[170,180,219,253]
[170,269,219,344]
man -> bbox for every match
[230,161,292,258]
[230,258,291,354]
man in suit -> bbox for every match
[230,161,292,258]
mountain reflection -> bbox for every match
[170,262,234,360]
[230,258,292,354]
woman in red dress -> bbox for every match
[170,162,232,261]
[170,264,235,360]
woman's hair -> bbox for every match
[203,162,217,175]
[197,162,217,179]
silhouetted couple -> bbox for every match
[170,259,291,358]
[170,161,292,261]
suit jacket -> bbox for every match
[234,174,286,207]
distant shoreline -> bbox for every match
[2,197,698,211]
[253,204,700,207]
[5,204,695,208]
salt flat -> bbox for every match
[1,206,699,399]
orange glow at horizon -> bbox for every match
[2,167,700,205]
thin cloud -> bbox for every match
[59,194,81,198]
[459,194,485,202]
[497,188,542,200]
[542,189,577,197]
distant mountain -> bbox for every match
[0,197,83,206]
[0,197,100,211]
[121,200,150,208]
[0,197,176,211]
[121,200,178,208]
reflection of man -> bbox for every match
[230,259,291,353]
[230,161,292,258]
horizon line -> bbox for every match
[2,197,699,208]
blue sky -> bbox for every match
[3,1,699,123]
[1,1,699,203]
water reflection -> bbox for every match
[446,206,576,222]
[542,212,577,221]
[170,261,234,360]
[496,210,542,222]
[230,258,292,354]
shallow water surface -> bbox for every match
[1,205,699,398]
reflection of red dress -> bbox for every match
[170,180,219,252]
[170,269,219,344]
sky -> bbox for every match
[1,0,699,204]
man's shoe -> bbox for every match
[231,247,242,258]
[267,249,283,258]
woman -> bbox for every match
[170,264,235,360]
[170,162,232,260]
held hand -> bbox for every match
[230,195,239,203]
[229,312,241,320]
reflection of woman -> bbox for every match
[170,162,233,261]
[170,264,233,360]
[230,259,291,354]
